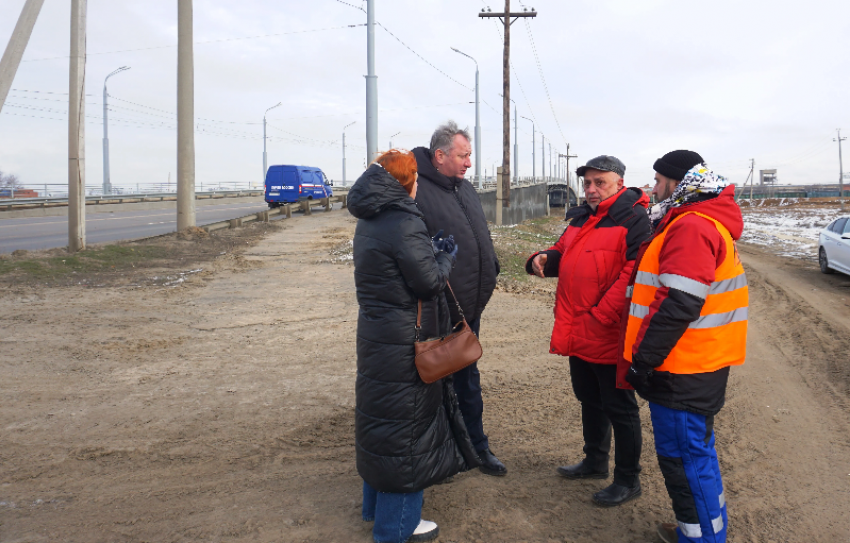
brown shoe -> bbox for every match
[656,523,678,543]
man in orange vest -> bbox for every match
[618,150,747,543]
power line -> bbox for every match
[521,14,568,147]
[19,24,368,63]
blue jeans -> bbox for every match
[650,403,727,543]
[452,315,489,453]
[362,480,423,543]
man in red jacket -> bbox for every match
[527,155,651,506]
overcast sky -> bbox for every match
[1,0,849,193]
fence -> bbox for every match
[0,182,263,200]
[476,183,549,225]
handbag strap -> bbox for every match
[415,281,464,342]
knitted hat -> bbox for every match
[653,150,705,181]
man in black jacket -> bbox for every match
[413,120,505,476]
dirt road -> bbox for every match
[1,209,849,543]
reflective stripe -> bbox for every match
[689,307,749,329]
[660,273,711,299]
[712,514,725,534]
[635,270,661,288]
[629,303,649,319]
[678,522,702,538]
[719,491,726,508]
[625,285,634,298]
[709,273,748,295]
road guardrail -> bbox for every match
[202,195,348,232]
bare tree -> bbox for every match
[0,169,23,190]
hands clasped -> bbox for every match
[432,230,459,261]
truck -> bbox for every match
[264,165,333,208]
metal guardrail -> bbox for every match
[0,190,264,211]
[202,195,348,232]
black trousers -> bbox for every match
[569,356,642,487]
[452,315,489,453]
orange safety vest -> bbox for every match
[623,211,748,374]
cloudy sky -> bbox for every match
[1,0,848,193]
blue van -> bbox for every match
[265,165,333,208]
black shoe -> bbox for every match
[556,461,609,480]
[591,482,642,507]
[477,448,507,476]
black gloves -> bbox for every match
[432,230,459,262]
[435,236,458,261]
[431,230,445,254]
[625,363,653,392]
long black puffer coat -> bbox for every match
[413,147,499,325]
[348,163,481,494]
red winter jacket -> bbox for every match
[526,187,651,364]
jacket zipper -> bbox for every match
[453,184,483,320]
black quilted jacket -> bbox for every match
[348,163,480,493]
[412,147,499,325]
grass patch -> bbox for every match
[0,245,171,280]
[491,213,565,282]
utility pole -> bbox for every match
[343,121,356,186]
[451,47,480,186]
[513,102,518,183]
[365,0,378,163]
[263,101,282,182]
[549,143,552,180]
[559,146,577,209]
[836,129,846,211]
[102,66,130,196]
[745,159,755,201]
[541,133,545,182]
[480,3,537,207]
[0,0,45,116]
[68,0,86,252]
[177,0,195,231]
[389,131,400,150]
[521,116,534,180]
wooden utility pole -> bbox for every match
[480,3,536,208]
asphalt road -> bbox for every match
[0,201,276,253]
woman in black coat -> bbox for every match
[348,150,480,543]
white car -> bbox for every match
[819,216,850,275]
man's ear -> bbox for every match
[617,178,625,190]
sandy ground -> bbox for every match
[1,207,849,543]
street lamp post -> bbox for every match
[102,66,129,195]
[343,121,356,186]
[520,115,534,180]
[451,47,481,187]
[263,102,282,183]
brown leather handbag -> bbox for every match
[414,282,483,384]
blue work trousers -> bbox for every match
[650,402,728,543]
[362,480,423,543]
[452,315,489,453]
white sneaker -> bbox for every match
[408,519,439,542]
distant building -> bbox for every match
[759,169,778,186]
[0,189,38,199]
